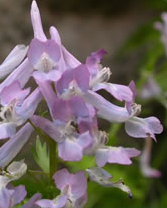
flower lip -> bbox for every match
[28,38,61,73]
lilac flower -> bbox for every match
[86,167,132,198]
[0,160,27,188]
[31,115,92,161]
[0,59,33,95]
[34,79,92,125]
[54,53,132,103]
[0,81,41,140]
[0,186,27,208]
[0,161,27,208]
[36,169,87,208]
[83,83,163,141]
[139,76,161,100]
[96,146,140,167]
[28,38,62,82]
[22,193,42,208]
[0,0,81,92]
[140,137,161,178]
[28,0,81,83]
[79,121,140,167]
[87,50,133,102]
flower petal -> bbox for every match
[0,59,33,94]
[96,147,140,167]
[28,38,61,70]
[15,88,42,123]
[82,91,130,123]
[0,45,28,80]
[95,148,108,167]
[0,123,33,168]
[31,115,62,142]
[49,26,67,72]
[71,171,87,199]
[31,0,47,41]
[92,82,133,102]
[86,167,132,197]
[62,46,81,69]
[58,138,83,161]
[125,116,163,141]
[22,193,42,208]
[35,199,53,208]
[0,123,16,140]
[33,70,61,82]
[86,49,107,77]
[68,96,89,119]
[12,185,27,205]
[0,81,30,106]
[73,65,90,93]
[0,188,11,208]
[53,168,71,190]
[56,69,73,95]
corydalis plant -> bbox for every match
[0,1,163,207]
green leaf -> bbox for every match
[31,137,49,174]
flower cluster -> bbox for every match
[0,1,163,207]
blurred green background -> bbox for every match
[1,0,167,207]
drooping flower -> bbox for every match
[82,82,163,141]
[86,167,132,198]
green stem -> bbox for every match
[108,123,121,145]
[27,119,49,143]
[49,138,57,185]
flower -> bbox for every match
[36,169,87,208]
[140,137,161,178]
[31,115,92,162]
[0,81,41,140]
[95,146,140,167]
[0,161,27,208]
[86,167,132,198]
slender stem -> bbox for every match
[49,138,57,185]
[27,119,49,143]
[108,123,121,145]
